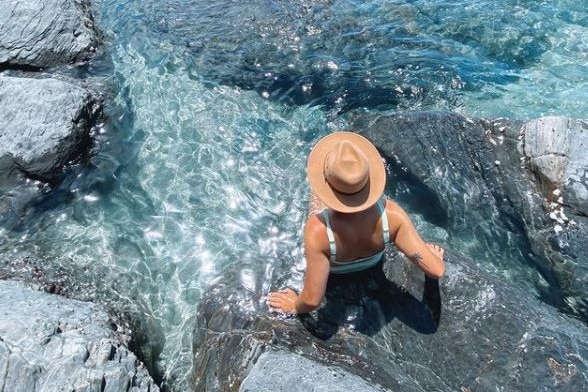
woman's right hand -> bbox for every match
[267,288,299,314]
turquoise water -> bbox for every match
[1,0,587,390]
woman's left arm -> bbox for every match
[387,200,446,279]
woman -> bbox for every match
[267,131,445,314]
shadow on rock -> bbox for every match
[355,111,588,323]
[191,247,588,392]
[299,259,441,340]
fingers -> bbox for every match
[266,289,297,314]
[266,293,283,306]
[266,292,286,311]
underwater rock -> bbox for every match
[191,260,434,392]
[0,75,101,183]
[192,249,588,391]
[355,110,588,321]
[137,0,549,112]
[0,0,99,69]
[0,280,159,392]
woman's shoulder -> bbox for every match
[383,199,411,230]
[305,212,326,235]
[304,212,330,255]
[384,198,406,214]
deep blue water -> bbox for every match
[1,0,587,390]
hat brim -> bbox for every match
[307,131,386,213]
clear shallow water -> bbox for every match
[1,0,587,390]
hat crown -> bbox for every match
[324,140,370,195]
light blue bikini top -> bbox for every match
[322,199,390,274]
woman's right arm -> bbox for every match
[295,216,331,313]
[266,215,330,314]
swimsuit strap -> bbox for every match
[321,209,337,262]
[376,198,390,243]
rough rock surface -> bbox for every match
[239,350,389,392]
[192,250,588,391]
[0,280,159,392]
[354,111,588,321]
[0,0,99,69]
[0,75,101,182]
[519,116,588,216]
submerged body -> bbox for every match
[267,131,445,314]
[268,195,445,314]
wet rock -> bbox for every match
[191,266,431,392]
[519,116,588,216]
[0,0,99,69]
[239,350,390,392]
[0,280,159,392]
[354,111,588,321]
[378,251,588,392]
[192,250,588,391]
[0,75,101,183]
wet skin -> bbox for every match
[267,199,445,314]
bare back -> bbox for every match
[319,204,386,263]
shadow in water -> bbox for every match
[299,260,441,340]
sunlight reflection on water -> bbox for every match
[23,44,334,387]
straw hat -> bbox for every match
[307,131,386,213]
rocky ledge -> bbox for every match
[0,0,104,226]
[0,76,101,183]
[0,0,99,69]
[354,111,588,321]
[191,249,588,391]
[0,280,159,392]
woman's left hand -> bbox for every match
[267,288,298,314]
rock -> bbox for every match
[0,75,101,182]
[0,0,99,69]
[239,350,390,392]
[353,111,588,321]
[0,280,159,392]
[191,250,588,391]
[191,265,433,392]
[519,116,588,216]
[378,250,588,392]
[355,111,539,268]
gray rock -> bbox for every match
[519,116,588,216]
[0,0,99,68]
[355,111,539,270]
[239,350,390,392]
[192,250,588,391]
[378,251,588,392]
[0,75,101,182]
[0,280,159,392]
[191,267,431,392]
[354,111,588,321]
